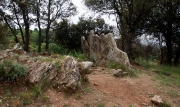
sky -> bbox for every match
[70,0,116,26]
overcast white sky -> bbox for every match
[70,0,116,26]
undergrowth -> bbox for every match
[0,60,27,81]
[135,58,180,106]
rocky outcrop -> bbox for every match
[56,56,93,92]
[27,60,57,87]
[56,56,80,91]
[81,30,132,70]
[0,44,93,92]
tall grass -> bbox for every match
[135,58,180,87]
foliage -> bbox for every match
[0,60,27,81]
[48,43,68,55]
[32,85,42,98]
[128,69,138,77]
[69,51,87,61]
[107,61,126,71]
[142,0,180,65]
[54,17,113,51]
[0,0,77,52]
[19,92,33,106]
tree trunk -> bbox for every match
[45,27,50,52]
[13,3,25,44]
[45,0,51,52]
[22,9,30,52]
[174,44,180,66]
[164,22,173,65]
[124,32,134,60]
[37,0,42,53]
[3,16,19,43]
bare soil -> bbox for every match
[0,66,180,107]
[45,67,180,107]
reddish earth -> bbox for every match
[0,66,179,107]
[45,67,180,107]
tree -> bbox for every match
[17,0,31,52]
[0,0,19,43]
[0,0,33,52]
[34,0,42,52]
[143,0,180,65]
[84,0,154,60]
[41,0,76,51]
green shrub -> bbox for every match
[19,92,33,106]
[32,85,42,98]
[69,51,87,61]
[107,61,126,71]
[48,43,68,54]
[0,60,27,81]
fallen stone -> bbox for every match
[12,43,24,54]
[94,82,98,86]
[113,69,123,77]
[79,61,93,74]
[151,95,163,106]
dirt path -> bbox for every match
[46,67,179,107]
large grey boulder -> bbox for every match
[27,60,57,86]
[57,56,81,91]
[81,30,132,70]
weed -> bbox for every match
[9,98,22,107]
[5,88,11,97]
[69,51,87,61]
[84,103,91,107]
[81,76,89,83]
[19,92,33,106]
[107,61,126,71]
[162,100,171,107]
[32,85,42,98]
[167,90,179,98]
[128,69,138,77]
[75,94,82,100]
[55,61,61,69]
[96,102,105,107]
[12,54,19,60]
[83,85,93,93]
[129,104,136,107]
[0,60,27,81]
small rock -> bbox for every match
[151,95,163,106]
[113,69,123,77]
[94,82,98,86]
[141,103,148,106]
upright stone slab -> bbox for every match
[81,30,132,70]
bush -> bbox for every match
[0,60,27,81]
[107,61,126,71]
[48,43,68,54]
[69,51,87,61]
